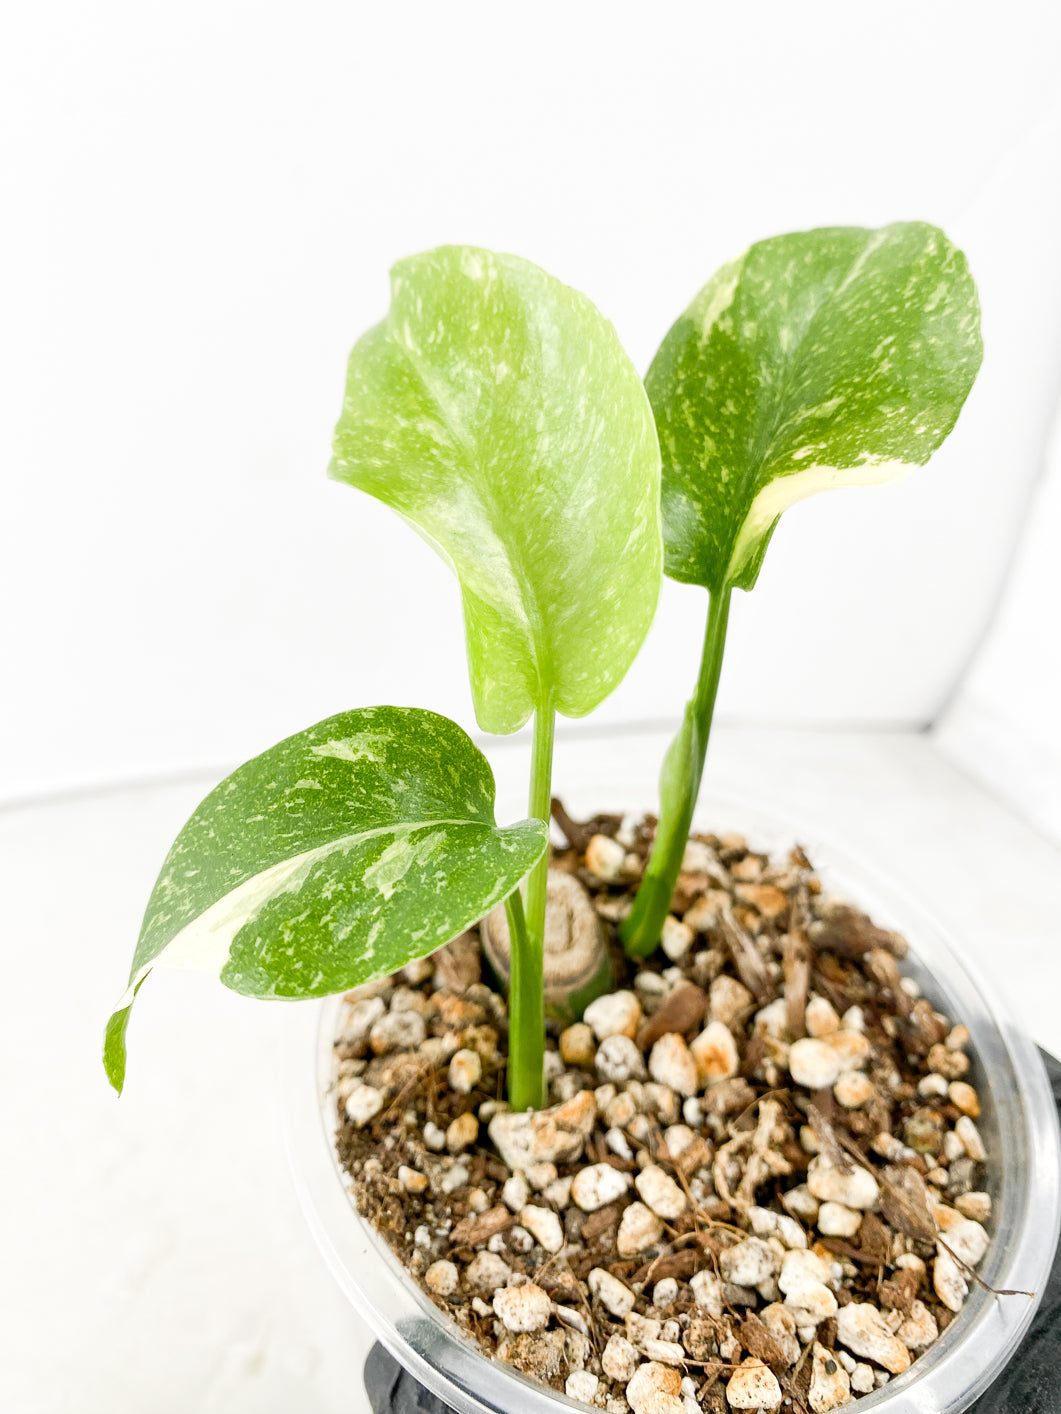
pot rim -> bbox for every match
[282,789,1061,1414]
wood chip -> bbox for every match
[638,982,708,1050]
[449,1205,513,1247]
[717,907,774,1003]
[879,1165,937,1244]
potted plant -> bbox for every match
[106,231,1060,1413]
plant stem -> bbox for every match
[506,702,555,1112]
[621,586,732,958]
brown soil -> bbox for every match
[333,810,989,1410]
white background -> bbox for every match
[4,1,1061,818]
[4,3,1061,1411]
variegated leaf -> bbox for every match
[330,246,662,733]
[650,223,983,593]
[104,707,547,1092]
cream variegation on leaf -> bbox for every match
[103,707,547,1092]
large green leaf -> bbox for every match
[104,707,547,1092]
[649,223,983,593]
[330,246,662,734]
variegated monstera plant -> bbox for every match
[105,225,981,1112]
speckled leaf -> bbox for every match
[103,707,547,1092]
[650,223,982,593]
[329,246,662,733]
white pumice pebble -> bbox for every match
[833,1071,875,1108]
[626,1360,683,1414]
[941,1217,989,1267]
[941,1129,966,1163]
[681,1096,704,1127]
[918,1072,949,1098]
[898,1299,938,1350]
[805,996,841,1037]
[955,1190,992,1222]
[690,1020,740,1083]
[759,1303,800,1365]
[721,1237,780,1288]
[755,997,789,1037]
[369,1010,426,1054]
[778,1247,833,1294]
[464,1251,511,1292]
[602,1333,640,1383]
[488,1090,597,1170]
[648,1033,699,1097]
[559,1023,597,1068]
[948,1081,980,1116]
[653,1277,679,1309]
[502,1173,530,1212]
[493,1282,552,1332]
[955,1115,987,1161]
[398,1165,428,1194]
[681,839,719,875]
[413,1224,432,1249]
[900,976,921,998]
[663,1123,697,1158]
[840,1005,865,1033]
[341,996,387,1047]
[447,1048,482,1094]
[823,1029,872,1070]
[808,1340,851,1411]
[571,1162,631,1211]
[782,1281,837,1325]
[617,1201,665,1256]
[749,1205,808,1249]
[817,1201,862,1238]
[546,1176,573,1208]
[850,1363,875,1393]
[834,1303,911,1374]
[585,990,642,1041]
[420,1119,445,1153]
[345,1085,384,1127]
[896,1252,927,1278]
[635,1165,688,1220]
[585,833,627,882]
[524,1162,558,1192]
[709,975,754,1027]
[946,1024,971,1051]
[724,1357,782,1410]
[440,1163,469,1194]
[787,1037,842,1090]
[424,1260,459,1297]
[690,1268,724,1315]
[642,1339,685,1366]
[604,1090,639,1128]
[588,1267,636,1317]
[446,1112,478,1153]
[606,1126,633,1160]
[660,915,694,960]
[806,1154,880,1210]
[519,1205,564,1253]
[596,1034,647,1084]
[782,1185,820,1223]
[566,1370,599,1404]
[800,1128,820,1154]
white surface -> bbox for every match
[4,725,1061,1412]
[938,412,1061,847]
[6,2,1061,801]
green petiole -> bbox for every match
[506,703,556,1111]
[621,587,731,957]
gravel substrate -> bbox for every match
[332,815,993,1412]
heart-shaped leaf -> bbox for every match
[103,706,547,1092]
[330,246,662,733]
[649,223,983,593]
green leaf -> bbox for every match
[649,223,983,593]
[329,246,662,733]
[104,707,547,1092]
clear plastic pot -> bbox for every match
[283,792,1061,1414]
